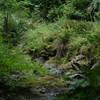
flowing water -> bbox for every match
[0,85,67,100]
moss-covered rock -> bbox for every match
[79,46,89,55]
[44,57,61,69]
[59,55,90,72]
[37,75,70,87]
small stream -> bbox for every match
[9,94,54,100]
[0,84,68,100]
[0,90,55,100]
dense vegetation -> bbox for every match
[0,0,100,100]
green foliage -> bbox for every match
[2,15,28,45]
[23,18,99,61]
[23,23,58,57]
[30,0,66,21]
[55,69,100,100]
[0,0,30,45]
[0,36,49,87]
[30,0,99,21]
[52,0,100,21]
[0,0,99,99]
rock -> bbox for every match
[44,57,61,69]
[43,57,62,76]
[79,46,89,55]
[49,68,62,76]
[9,71,25,81]
[30,86,46,95]
[69,74,86,79]
[44,63,60,69]
[71,55,89,70]
[71,54,86,62]
[34,57,46,63]
[43,55,89,77]
[38,76,66,87]
[43,55,89,76]
[60,55,89,71]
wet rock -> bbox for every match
[30,85,70,97]
[34,57,46,63]
[59,54,89,72]
[71,54,86,62]
[71,55,89,70]
[44,63,60,69]
[43,57,63,76]
[44,57,61,69]
[43,55,89,76]
[9,71,25,81]
[49,68,62,76]
[0,79,70,100]
[69,74,86,79]
[38,76,66,87]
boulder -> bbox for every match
[34,57,46,63]
[59,55,89,73]
[44,57,61,69]
[49,68,62,76]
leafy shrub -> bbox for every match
[0,36,49,87]
[2,15,28,45]
[0,0,30,45]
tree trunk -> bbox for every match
[3,11,9,35]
